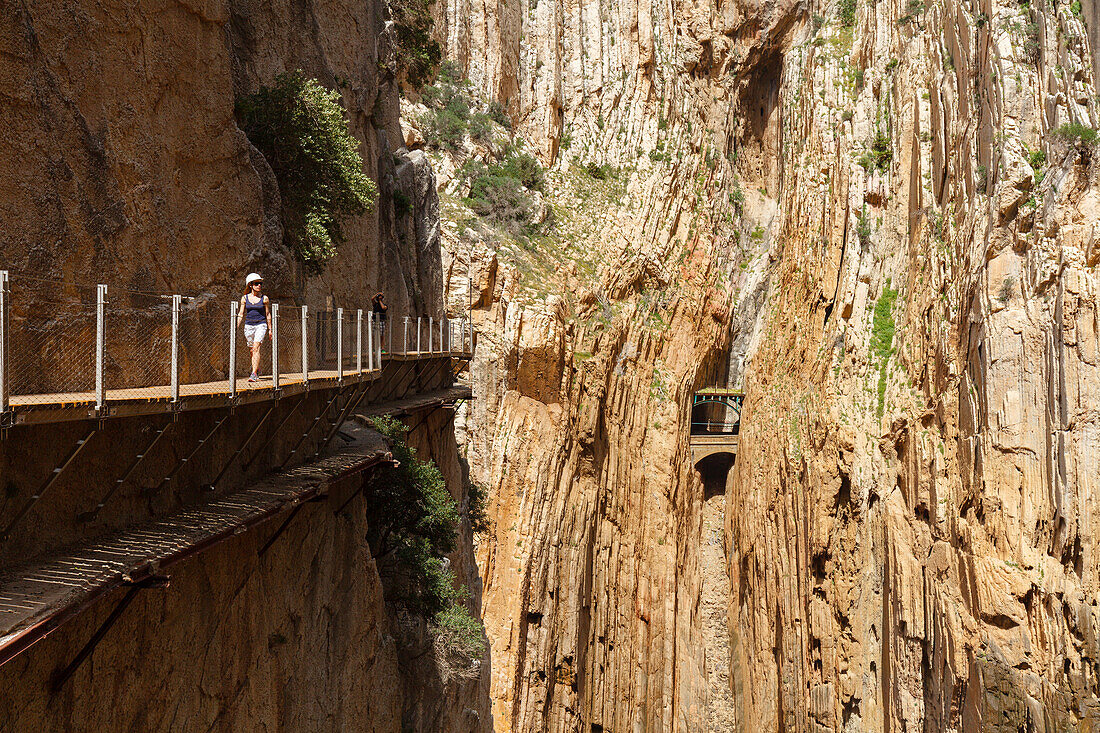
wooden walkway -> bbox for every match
[0,384,469,668]
[5,349,470,426]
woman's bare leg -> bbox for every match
[251,342,262,375]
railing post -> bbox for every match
[365,310,373,372]
[376,314,382,366]
[417,316,422,354]
[336,307,344,383]
[440,317,446,353]
[428,316,433,353]
[403,316,409,355]
[271,303,280,392]
[0,271,9,417]
[228,301,237,402]
[95,284,107,414]
[170,295,181,403]
[357,309,364,374]
[301,305,309,388]
[387,312,392,354]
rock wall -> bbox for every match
[2,0,441,328]
[0,0,490,729]
[431,0,1100,729]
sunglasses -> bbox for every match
[251,282,263,286]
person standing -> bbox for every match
[237,273,271,382]
[371,291,388,348]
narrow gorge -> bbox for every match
[1,0,1099,729]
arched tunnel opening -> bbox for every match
[696,451,735,499]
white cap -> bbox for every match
[246,272,263,286]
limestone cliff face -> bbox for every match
[2,0,440,317]
[432,0,1100,728]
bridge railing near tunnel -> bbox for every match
[0,270,473,420]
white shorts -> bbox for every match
[244,323,268,346]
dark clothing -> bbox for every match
[244,294,266,325]
[372,299,387,322]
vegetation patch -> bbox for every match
[1053,122,1100,146]
[839,0,857,27]
[871,281,899,416]
[237,72,378,273]
[389,0,442,88]
[461,149,546,234]
[364,416,485,657]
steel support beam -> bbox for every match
[49,575,168,692]
[205,404,275,492]
[78,418,174,522]
[154,411,231,492]
[1,425,98,540]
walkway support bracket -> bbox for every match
[49,575,168,693]
[206,404,275,492]
[1,424,99,541]
[78,418,174,523]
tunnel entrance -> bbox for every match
[696,452,735,498]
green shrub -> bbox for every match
[469,112,493,142]
[432,600,486,657]
[976,164,988,194]
[856,207,872,243]
[1023,23,1041,64]
[869,131,892,171]
[1072,0,1082,16]
[390,0,442,88]
[393,190,412,218]
[1028,148,1047,168]
[487,100,511,129]
[466,481,491,535]
[871,281,899,416]
[584,161,614,180]
[237,72,378,273]
[839,0,857,27]
[1053,122,1099,145]
[363,416,460,617]
[422,63,472,150]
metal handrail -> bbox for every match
[0,270,474,418]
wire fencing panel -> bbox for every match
[106,291,174,396]
[8,282,98,403]
[310,310,339,375]
[276,305,304,383]
[341,311,356,374]
[179,298,231,396]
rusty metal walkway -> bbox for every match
[0,384,469,670]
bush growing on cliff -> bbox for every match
[422,63,472,150]
[389,0,442,88]
[364,416,461,614]
[237,72,378,273]
[460,150,546,233]
[871,281,899,416]
[1053,122,1099,146]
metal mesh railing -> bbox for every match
[0,270,473,415]
[7,282,98,404]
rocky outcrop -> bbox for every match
[432,0,1100,729]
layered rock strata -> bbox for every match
[429,0,1100,728]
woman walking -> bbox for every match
[237,273,271,382]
